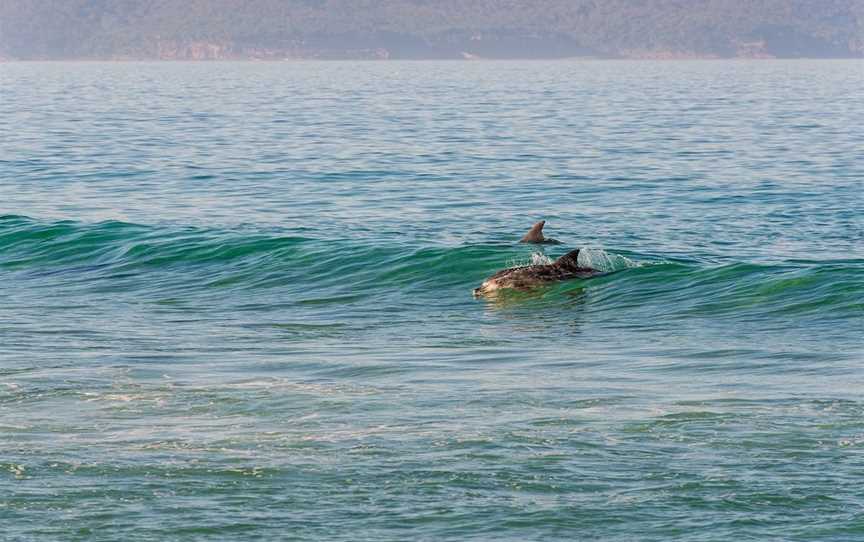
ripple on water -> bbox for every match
[1,60,863,541]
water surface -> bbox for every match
[1,60,863,541]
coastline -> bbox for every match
[2,55,863,62]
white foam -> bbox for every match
[531,252,554,265]
[506,251,553,269]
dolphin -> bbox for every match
[520,220,561,244]
[473,248,601,297]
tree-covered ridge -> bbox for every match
[1,0,862,59]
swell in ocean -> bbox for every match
[3,215,860,323]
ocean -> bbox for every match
[1,60,862,541]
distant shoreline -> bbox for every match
[4,1,861,66]
[2,56,863,63]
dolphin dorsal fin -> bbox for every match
[520,220,546,243]
[555,248,581,267]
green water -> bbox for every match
[1,60,863,541]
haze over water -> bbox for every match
[1,60,863,541]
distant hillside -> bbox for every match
[1,0,863,60]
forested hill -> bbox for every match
[2,0,863,60]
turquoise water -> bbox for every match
[1,60,863,541]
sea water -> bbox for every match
[1,60,862,541]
